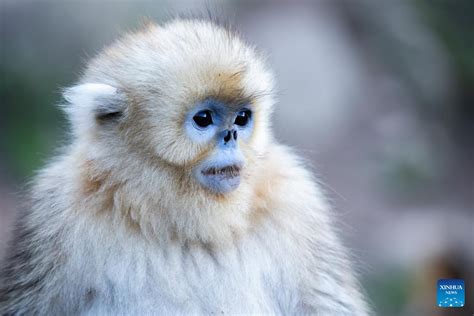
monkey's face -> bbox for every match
[184,99,253,194]
[73,21,275,197]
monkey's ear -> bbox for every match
[62,83,126,133]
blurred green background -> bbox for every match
[1,1,473,315]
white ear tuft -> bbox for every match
[63,83,118,105]
[62,83,125,136]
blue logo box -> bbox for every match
[437,279,465,308]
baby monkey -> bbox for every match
[0,19,370,315]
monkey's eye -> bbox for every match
[234,110,251,127]
[193,110,213,128]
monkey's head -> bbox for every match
[64,20,275,201]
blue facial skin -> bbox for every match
[184,99,253,194]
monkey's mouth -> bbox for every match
[195,162,243,194]
[201,165,241,178]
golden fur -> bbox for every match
[0,19,370,315]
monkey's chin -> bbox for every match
[194,164,242,194]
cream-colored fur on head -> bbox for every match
[82,20,274,165]
[59,19,277,247]
[0,18,370,315]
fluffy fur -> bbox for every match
[0,19,370,315]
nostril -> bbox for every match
[224,130,232,143]
[233,130,237,140]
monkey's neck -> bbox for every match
[74,148,260,248]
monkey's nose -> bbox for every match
[223,129,237,144]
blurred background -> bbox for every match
[0,0,473,315]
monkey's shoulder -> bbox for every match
[255,145,371,315]
[256,144,331,221]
